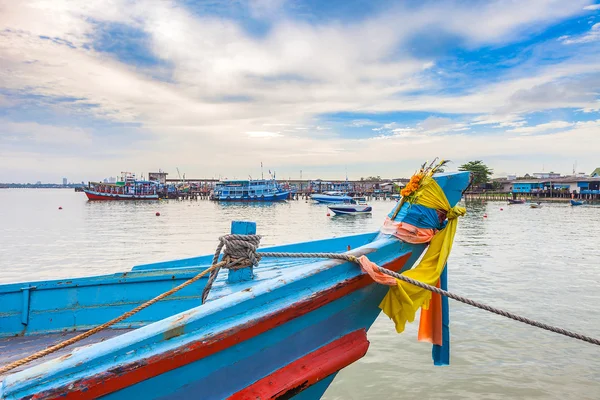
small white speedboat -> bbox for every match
[328,197,372,215]
[311,191,353,204]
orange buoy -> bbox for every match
[327,213,331,216]
[156,212,160,216]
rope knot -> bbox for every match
[202,234,262,304]
[446,205,466,220]
[220,234,262,267]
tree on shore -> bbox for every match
[360,176,382,181]
[459,160,493,187]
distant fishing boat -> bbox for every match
[328,197,372,215]
[0,164,470,399]
[83,172,159,200]
[311,191,353,204]
[507,199,526,205]
[211,179,289,201]
[530,203,542,208]
[570,199,584,206]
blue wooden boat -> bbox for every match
[0,170,470,399]
[310,191,353,204]
[211,179,289,201]
[570,199,584,206]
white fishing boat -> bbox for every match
[311,191,353,204]
[328,197,372,215]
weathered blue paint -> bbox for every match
[20,286,34,326]
[0,234,385,340]
[0,170,471,400]
[132,232,379,271]
[228,221,256,283]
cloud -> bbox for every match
[583,4,600,10]
[559,23,600,44]
[417,116,467,133]
[347,119,379,128]
[508,120,574,134]
[0,0,599,181]
[246,131,282,138]
[0,120,93,147]
[471,114,527,128]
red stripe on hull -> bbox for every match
[33,253,411,400]
[84,191,158,201]
[229,329,369,400]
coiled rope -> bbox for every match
[2,234,598,376]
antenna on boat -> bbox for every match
[261,162,264,180]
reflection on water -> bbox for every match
[1,190,599,399]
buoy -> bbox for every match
[500,208,503,211]
[483,214,487,218]
[58,206,62,210]
[155,212,160,216]
[327,213,331,216]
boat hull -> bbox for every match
[0,170,472,400]
[84,189,159,201]
[328,205,372,215]
[0,242,418,400]
[212,191,289,202]
[570,200,584,206]
[311,195,353,204]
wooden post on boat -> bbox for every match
[228,221,256,283]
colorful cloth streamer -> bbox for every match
[379,176,465,337]
[432,265,450,366]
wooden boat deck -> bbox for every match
[0,329,133,379]
[0,259,326,380]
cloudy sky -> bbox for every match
[1,0,599,183]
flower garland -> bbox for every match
[400,159,449,203]
[392,159,450,220]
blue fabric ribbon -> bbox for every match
[432,264,450,366]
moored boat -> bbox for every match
[0,163,470,399]
[570,199,584,206]
[507,199,526,205]
[311,191,353,204]
[211,179,289,201]
[328,197,372,215]
[83,172,159,201]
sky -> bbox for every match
[1,0,600,183]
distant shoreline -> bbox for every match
[0,186,83,189]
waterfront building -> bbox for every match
[532,172,561,179]
[149,171,168,184]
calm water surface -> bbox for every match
[1,189,599,399]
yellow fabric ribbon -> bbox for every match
[380,176,466,333]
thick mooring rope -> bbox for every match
[375,266,600,346]
[4,235,599,377]
[202,234,263,303]
[0,260,227,376]
[199,234,600,348]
